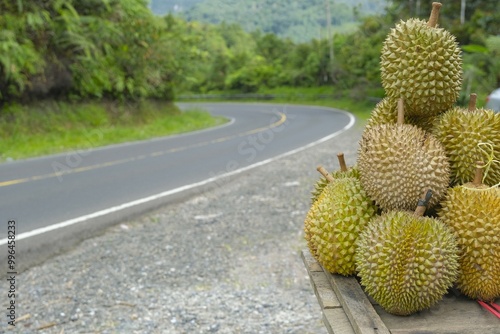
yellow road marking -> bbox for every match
[0,111,287,188]
[0,179,27,187]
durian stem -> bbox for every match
[473,161,484,186]
[413,189,433,217]
[317,165,335,183]
[468,93,477,112]
[397,98,405,125]
[428,2,442,28]
[337,153,348,172]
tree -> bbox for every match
[0,0,191,103]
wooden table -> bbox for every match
[301,249,499,334]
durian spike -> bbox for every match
[337,153,348,172]
[472,161,485,186]
[468,93,477,112]
[427,2,442,28]
[413,189,433,217]
[317,165,335,183]
[397,98,405,125]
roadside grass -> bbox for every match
[0,100,226,161]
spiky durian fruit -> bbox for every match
[438,167,500,301]
[358,99,450,211]
[432,100,500,187]
[310,154,360,205]
[380,3,462,117]
[310,176,330,205]
[305,177,377,275]
[366,97,438,133]
[356,209,459,316]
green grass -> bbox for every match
[0,100,226,161]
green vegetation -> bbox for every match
[149,0,385,43]
[179,1,498,102]
[182,0,386,43]
[0,0,498,161]
[2,0,498,105]
[0,101,226,161]
[0,0,190,103]
[0,0,223,160]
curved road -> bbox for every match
[0,103,354,250]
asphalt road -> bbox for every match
[0,103,354,243]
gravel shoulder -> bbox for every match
[1,120,364,334]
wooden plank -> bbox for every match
[301,248,323,272]
[325,270,391,334]
[309,271,341,309]
[303,249,500,334]
[302,249,356,334]
[389,328,500,334]
[375,292,500,334]
[323,308,356,334]
[301,249,341,309]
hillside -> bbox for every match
[149,0,386,42]
[149,0,203,14]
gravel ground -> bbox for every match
[0,120,363,334]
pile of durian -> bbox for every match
[304,2,500,316]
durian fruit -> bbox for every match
[432,94,500,187]
[356,191,459,316]
[310,175,330,206]
[358,99,450,211]
[380,2,462,117]
[310,153,360,205]
[438,164,500,302]
[304,171,377,275]
[366,97,438,133]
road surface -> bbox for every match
[0,102,354,251]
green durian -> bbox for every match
[356,207,459,316]
[310,153,360,205]
[432,96,500,187]
[366,97,439,133]
[380,3,462,117]
[305,177,377,275]
[358,99,450,211]
[438,167,500,301]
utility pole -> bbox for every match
[325,0,334,83]
[460,0,466,25]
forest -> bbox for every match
[180,0,386,42]
[1,0,499,107]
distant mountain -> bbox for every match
[149,0,386,42]
[148,0,203,15]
